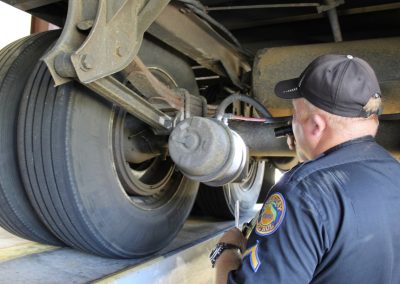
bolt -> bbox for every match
[76,20,94,31]
[54,53,76,78]
[164,119,173,129]
[116,46,128,57]
[80,54,94,70]
[183,135,195,149]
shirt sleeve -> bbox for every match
[228,181,328,283]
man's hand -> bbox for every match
[218,227,247,252]
[287,134,308,162]
[214,228,247,284]
[287,134,296,151]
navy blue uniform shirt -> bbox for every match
[229,136,400,283]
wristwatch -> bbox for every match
[209,242,242,268]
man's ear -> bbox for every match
[310,114,326,137]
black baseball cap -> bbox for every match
[274,54,382,117]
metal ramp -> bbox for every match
[0,211,257,284]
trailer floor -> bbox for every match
[0,207,259,284]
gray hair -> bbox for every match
[301,98,380,132]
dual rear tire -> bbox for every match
[0,31,61,245]
[0,31,273,257]
[0,32,199,257]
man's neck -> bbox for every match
[312,126,377,159]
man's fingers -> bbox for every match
[219,228,247,252]
[287,135,296,150]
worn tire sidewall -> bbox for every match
[64,85,197,255]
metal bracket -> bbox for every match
[320,0,345,42]
[317,0,345,13]
[43,0,99,85]
[72,0,170,83]
[148,4,251,89]
[42,0,170,85]
[122,57,183,110]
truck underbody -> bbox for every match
[0,0,399,258]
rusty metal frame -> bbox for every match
[121,57,183,110]
[43,0,99,85]
[43,1,251,88]
[87,76,173,133]
[36,0,248,131]
[43,0,170,85]
[71,0,170,83]
[148,3,251,88]
[120,57,207,119]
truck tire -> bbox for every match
[257,162,276,203]
[18,39,199,258]
[196,161,265,219]
[0,31,62,245]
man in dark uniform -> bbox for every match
[212,54,400,283]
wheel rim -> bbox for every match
[113,109,181,206]
[233,159,258,193]
[223,160,264,211]
[112,66,184,209]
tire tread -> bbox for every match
[0,31,61,245]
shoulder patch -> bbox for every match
[255,193,286,236]
[243,240,261,272]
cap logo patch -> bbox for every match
[256,193,286,236]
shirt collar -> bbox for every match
[316,135,375,160]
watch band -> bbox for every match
[209,242,242,268]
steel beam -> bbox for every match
[2,0,60,11]
[41,0,249,89]
[148,4,251,88]
[323,0,343,42]
[206,3,320,11]
[224,2,400,30]
[87,77,173,133]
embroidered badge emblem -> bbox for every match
[255,193,286,236]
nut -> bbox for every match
[116,46,128,57]
[80,54,94,70]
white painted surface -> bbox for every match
[275,168,284,183]
[0,2,31,49]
